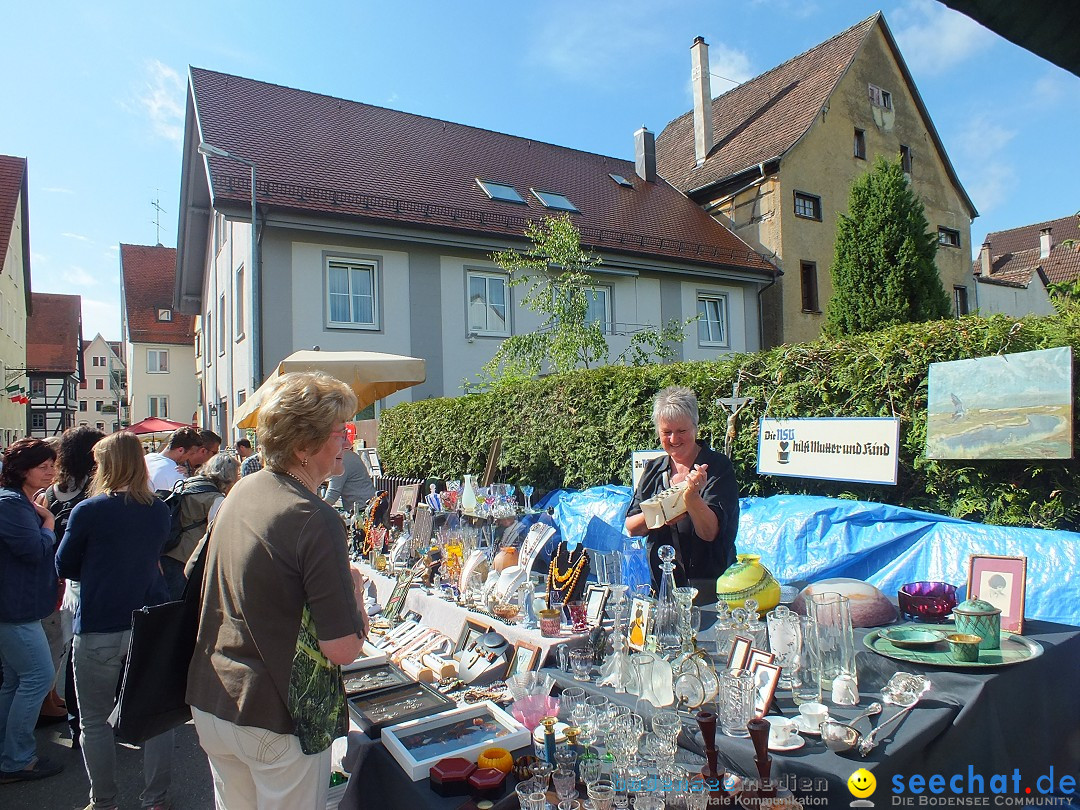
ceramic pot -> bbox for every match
[715,554,781,614]
[492,546,519,573]
[953,598,1001,650]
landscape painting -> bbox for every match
[926,347,1073,460]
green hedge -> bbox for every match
[379,308,1080,530]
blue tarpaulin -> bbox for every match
[538,488,1080,626]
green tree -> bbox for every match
[824,157,950,337]
[477,214,689,385]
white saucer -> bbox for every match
[795,715,829,736]
[769,736,806,752]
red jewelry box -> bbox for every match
[430,757,477,797]
[468,767,507,801]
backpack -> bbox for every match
[45,482,90,541]
[158,479,220,553]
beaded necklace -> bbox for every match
[362,491,387,556]
[547,542,589,604]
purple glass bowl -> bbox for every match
[898,582,958,622]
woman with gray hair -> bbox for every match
[624,386,739,603]
[158,452,240,600]
[187,372,367,810]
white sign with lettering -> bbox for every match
[757,417,900,485]
[631,449,667,491]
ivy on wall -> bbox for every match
[379,308,1080,530]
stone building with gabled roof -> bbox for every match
[971,214,1079,317]
[175,67,777,438]
[656,13,978,346]
[26,292,82,438]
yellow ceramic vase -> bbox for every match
[715,554,780,614]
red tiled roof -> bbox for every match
[0,155,28,278]
[189,68,774,276]
[27,293,81,373]
[121,244,195,345]
[656,16,877,193]
[973,214,1080,287]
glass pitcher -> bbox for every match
[807,592,858,696]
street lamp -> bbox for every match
[197,141,262,393]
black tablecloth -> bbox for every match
[340,620,1080,808]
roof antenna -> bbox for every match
[151,192,167,245]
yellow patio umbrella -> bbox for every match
[232,350,426,430]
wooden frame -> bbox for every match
[585,584,610,627]
[382,700,530,781]
[746,648,775,673]
[967,554,1027,633]
[748,661,782,718]
[454,617,490,656]
[627,595,654,652]
[726,636,753,670]
[508,641,542,676]
[347,680,455,737]
[390,483,421,516]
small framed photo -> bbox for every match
[382,700,531,781]
[748,661,782,717]
[343,662,412,697]
[746,648,775,672]
[391,483,421,516]
[347,680,456,737]
[627,596,655,652]
[508,641,542,677]
[967,554,1027,633]
[726,636,753,670]
[454,617,490,656]
[585,584,610,627]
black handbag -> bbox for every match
[108,530,210,744]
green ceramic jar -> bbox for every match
[952,598,1001,650]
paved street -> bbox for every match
[3,719,214,809]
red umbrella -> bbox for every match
[124,417,192,435]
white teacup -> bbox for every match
[799,701,829,731]
[766,716,799,747]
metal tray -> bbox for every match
[863,624,1043,668]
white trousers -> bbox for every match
[191,707,330,810]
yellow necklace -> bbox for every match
[362,492,387,555]
[547,544,588,603]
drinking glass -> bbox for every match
[568,600,588,633]
[651,710,681,745]
[517,780,539,809]
[571,703,597,747]
[559,686,586,720]
[554,767,578,800]
[766,604,802,689]
[580,758,603,790]
[532,760,555,793]
[528,791,547,810]
[570,648,593,681]
[793,615,822,705]
[718,667,754,738]
[588,780,617,810]
[807,592,857,694]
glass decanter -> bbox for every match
[744,598,769,649]
[598,584,632,692]
[654,545,681,660]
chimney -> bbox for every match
[635,126,656,183]
[979,242,992,277]
[691,36,714,166]
[1039,227,1052,259]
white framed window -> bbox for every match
[148,396,169,418]
[31,378,45,396]
[794,191,822,221]
[217,293,226,355]
[95,378,104,390]
[157,308,172,322]
[584,286,612,333]
[96,422,105,430]
[938,227,961,248]
[467,271,509,336]
[326,258,379,329]
[147,349,169,373]
[696,293,729,347]
[95,400,103,412]
[235,265,245,340]
[476,179,525,204]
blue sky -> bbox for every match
[2,0,1077,342]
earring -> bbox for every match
[301,458,309,467]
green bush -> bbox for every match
[379,308,1080,530]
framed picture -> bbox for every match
[347,680,456,737]
[746,648,775,672]
[585,585,610,627]
[391,483,421,516]
[382,568,417,623]
[726,636,753,670]
[382,700,530,781]
[627,596,655,652]
[343,662,412,697]
[748,661,782,717]
[967,554,1027,633]
[508,641,542,676]
[454,617,490,656]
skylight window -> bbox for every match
[531,189,579,212]
[476,179,525,204]
[609,174,633,188]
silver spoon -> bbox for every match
[858,680,930,756]
[849,701,883,726]
[818,703,882,753]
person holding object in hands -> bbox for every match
[624,386,739,604]
[187,372,368,810]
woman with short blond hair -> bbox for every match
[188,372,368,810]
[55,431,173,810]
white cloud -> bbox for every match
[891,0,994,75]
[951,115,1017,214]
[81,298,122,342]
[706,43,755,91]
[1031,73,1071,106]
[31,252,48,266]
[953,115,1016,162]
[136,60,185,143]
[41,187,75,195]
[62,266,98,287]
[61,232,91,242]
[966,162,1016,214]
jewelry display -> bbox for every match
[547,542,591,607]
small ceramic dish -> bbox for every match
[879,627,948,649]
[768,736,806,752]
[794,715,828,736]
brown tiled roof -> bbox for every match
[0,155,29,296]
[190,68,774,276]
[27,293,81,373]
[120,244,195,344]
[973,214,1080,287]
[656,16,877,194]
